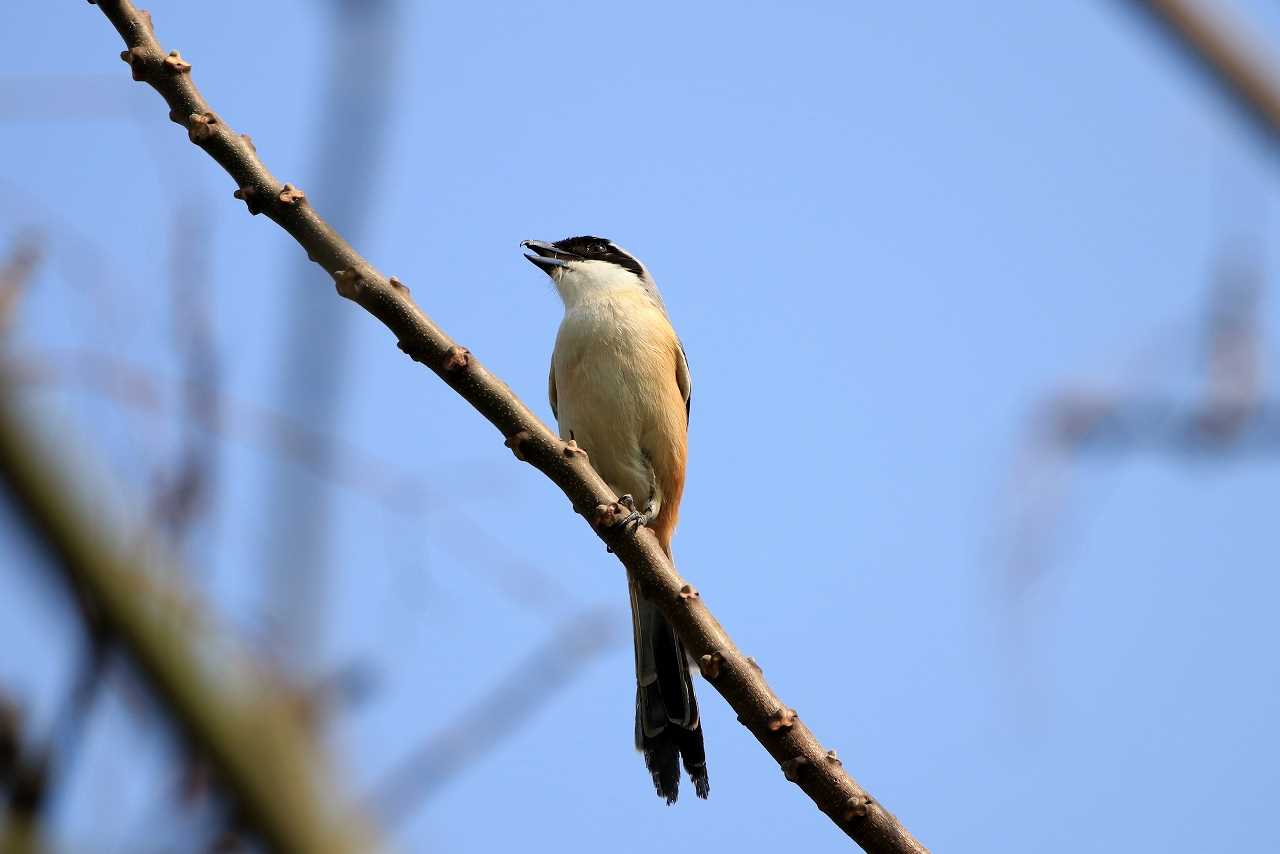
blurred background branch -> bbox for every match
[1002,240,1272,594]
[0,394,376,854]
[260,0,400,679]
[370,607,621,827]
[4,347,580,618]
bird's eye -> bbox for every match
[593,242,608,254]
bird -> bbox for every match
[522,235,709,804]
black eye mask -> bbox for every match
[553,235,646,280]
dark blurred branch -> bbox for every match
[1119,0,1280,152]
[0,696,18,792]
[86,2,928,850]
[371,608,620,827]
[0,652,108,853]
[0,694,46,854]
[0,397,376,853]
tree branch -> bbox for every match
[84,2,929,850]
[1118,0,1280,153]
[0,396,376,853]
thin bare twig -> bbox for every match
[84,2,928,850]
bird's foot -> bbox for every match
[615,494,656,531]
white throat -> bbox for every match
[553,260,647,311]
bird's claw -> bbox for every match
[615,494,655,531]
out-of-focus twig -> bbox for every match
[371,608,621,827]
[0,695,18,791]
[85,3,928,849]
[0,237,41,335]
[149,200,218,547]
[1002,249,1274,592]
[37,641,111,823]
[261,0,401,675]
[1118,0,1280,152]
[0,693,47,854]
[7,348,577,618]
[1198,254,1263,437]
[0,395,377,854]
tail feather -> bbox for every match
[631,583,710,803]
[676,722,710,799]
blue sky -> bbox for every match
[2,1,1279,851]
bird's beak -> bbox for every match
[521,239,578,274]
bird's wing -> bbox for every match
[548,359,558,422]
[676,342,692,423]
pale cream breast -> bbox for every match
[552,289,686,512]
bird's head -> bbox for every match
[521,235,661,309]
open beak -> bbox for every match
[521,239,578,274]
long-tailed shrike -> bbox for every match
[522,235,708,804]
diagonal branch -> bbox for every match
[1118,0,1280,152]
[84,2,929,850]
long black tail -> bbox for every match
[630,583,709,803]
